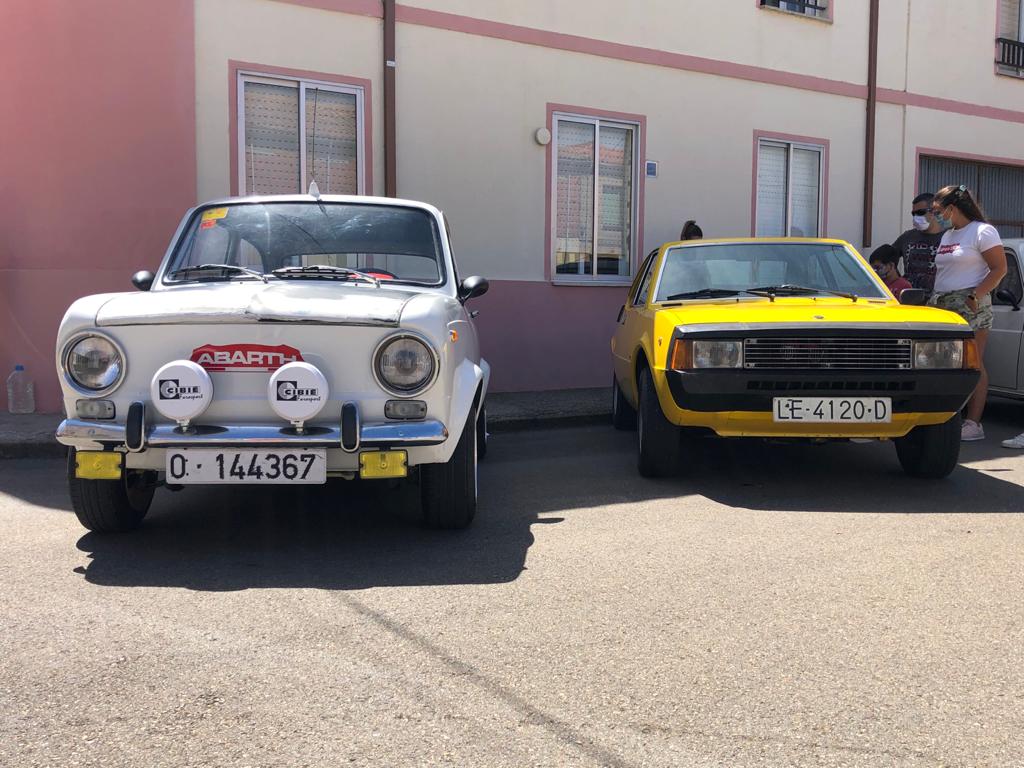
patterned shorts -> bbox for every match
[929,288,993,331]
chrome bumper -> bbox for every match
[57,418,448,449]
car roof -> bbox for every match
[662,237,853,248]
[195,194,444,219]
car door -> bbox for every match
[612,249,658,404]
[987,244,1024,393]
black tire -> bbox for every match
[67,449,156,532]
[637,367,681,477]
[894,413,962,479]
[611,375,637,431]
[421,404,478,529]
[476,402,488,460]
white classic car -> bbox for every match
[56,195,490,531]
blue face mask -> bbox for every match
[933,211,951,230]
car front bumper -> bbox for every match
[659,368,979,438]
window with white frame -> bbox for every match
[552,114,639,281]
[238,72,365,195]
[755,138,824,238]
[759,0,830,20]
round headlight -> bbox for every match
[65,335,123,391]
[375,335,437,395]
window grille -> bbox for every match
[760,0,829,19]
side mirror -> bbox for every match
[996,288,1022,311]
[899,288,926,306]
[131,270,155,291]
[458,275,489,303]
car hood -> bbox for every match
[657,296,970,330]
[94,281,425,327]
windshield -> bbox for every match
[653,242,887,302]
[165,202,445,285]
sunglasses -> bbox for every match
[911,209,930,216]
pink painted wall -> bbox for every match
[0,0,196,413]
[474,280,629,391]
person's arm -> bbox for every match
[967,244,1006,311]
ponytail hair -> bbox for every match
[935,184,987,223]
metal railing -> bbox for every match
[760,0,829,17]
[997,37,1024,70]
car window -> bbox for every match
[654,242,886,301]
[632,250,658,306]
[167,202,445,285]
[994,248,1022,305]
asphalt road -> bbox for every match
[2,403,1024,767]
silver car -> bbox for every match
[989,237,1024,400]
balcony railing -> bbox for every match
[760,0,829,19]
[996,37,1024,71]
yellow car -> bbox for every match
[611,239,980,478]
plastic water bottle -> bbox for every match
[6,365,35,414]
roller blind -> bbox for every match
[243,81,300,195]
[790,147,821,237]
[756,142,788,237]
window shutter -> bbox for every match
[243,81,300,195]
[305,87,359,195]
[756,142,788,237]
[998,0,1021,40]
[554,120,596,275]
[789,147,821,237]
[596,125,633,276]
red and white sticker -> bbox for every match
[190,344,304,372]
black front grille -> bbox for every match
[744,337,913,370]
[747,380,916,392]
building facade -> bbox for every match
[4,0,1024,412]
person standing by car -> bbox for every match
[869,244,912,299]
[680,220,703,240]
[893,193,945,298]
[930,185,1007,442]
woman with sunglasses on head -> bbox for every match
[930,185,1007,442]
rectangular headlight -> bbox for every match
[691,340,743,369]
[913,340,963,369]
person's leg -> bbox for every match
[966,329,988,424]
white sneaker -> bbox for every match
[1002,432,1024,449]
[961,419,985,442]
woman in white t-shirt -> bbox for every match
[930,185,1007,443]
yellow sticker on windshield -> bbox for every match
[201,207,229,221]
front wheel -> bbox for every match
[894,413,962,478]
[67,449,156,532]
[637,367,681,477]
[421,405,478,529]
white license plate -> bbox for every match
[772,397,892,423]
[165,449,327,484]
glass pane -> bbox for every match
[596,126,633,276]
[555,121,595,276]
[305,88,359,195]
[790,147,821,237]
[756,143,788,237]
[243,81,300,194]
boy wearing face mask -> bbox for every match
[869,244,912,298]
[892,192,945,297]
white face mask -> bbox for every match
[912,215,930,231]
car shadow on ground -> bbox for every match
[3,403,1021,592]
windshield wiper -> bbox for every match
[746,284,858,302]
[271,265,380,287]
[167,263,268,283]
[664,288,748,301]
